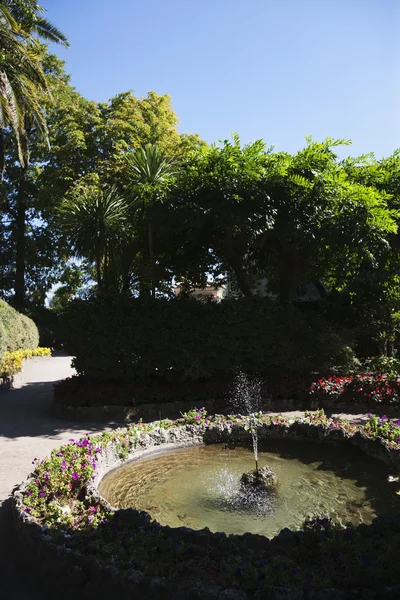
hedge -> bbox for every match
[0,300,39,358]
[63,296,359,385]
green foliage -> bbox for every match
[0,299,39,355]
[364,355,400,376]
[0,0,67,168]
[19,312,39,348]
[57,186,129,286]
[0,317,6,358]
[27,305,62,348]
[63,296,357,386]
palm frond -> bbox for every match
[124,143,176,195]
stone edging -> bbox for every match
[11,419,400,599]
[52,398,400,423]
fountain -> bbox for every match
[96,375,399,539]
[231,373,277,490]
[240,465,278,490]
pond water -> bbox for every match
[98,441,400,537]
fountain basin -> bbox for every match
[98,440,398,538]
[11,414,400,599]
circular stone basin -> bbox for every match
[99,440,400,538]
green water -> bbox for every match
[98,441,400,538]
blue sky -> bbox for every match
[41,0,399,158]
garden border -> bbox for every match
[52,397,400,422]
[11,416,400,599]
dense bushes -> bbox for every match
[27,306,63,349]
[63,296,358,385]
[53,375,233,407]
[0,300,39,356]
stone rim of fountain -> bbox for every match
[11,417,400,599]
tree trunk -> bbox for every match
[95,246,102,289]
[148,213,156,299]
[14,168,27,310]
[224,228,253,297]
[278,238,298,317]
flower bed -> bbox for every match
[12,410,400,599]
[310,374,400,407]
[0,347,51,387]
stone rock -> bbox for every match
[309,589,346,599]
[176,583,222,600]
[240,465,277,490]
[253,587,302,599]
[219,589,248,600]
[149,576,178,599]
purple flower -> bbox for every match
[195,416,201,422]
[24,508,30,513]
[381,415,388,421]
[26,490,32,496]
[72,472,80,481]
[60,460,66,471]
[39,492,45,497]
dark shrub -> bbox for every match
[63,296,358,385]
[27,306,63,349]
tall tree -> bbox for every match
[0,1,68,168]
[123,144,176,297]
[57,186,129,289]
[0,2,67,309]
[175,136,398,314]
[0,50,103,307]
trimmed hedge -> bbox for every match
[63,296,359,385]
[0,300,39,358]
[0,318,6,359]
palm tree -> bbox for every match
[0,1,68,168]
[124,143,176,297]
[57,186,129,289]
[0,1,68,308]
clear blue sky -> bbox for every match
[41,0,399,158]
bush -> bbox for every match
[27,306,63,349]
[19,314,39,350]
[0,300,39,355]
[53,375,231,407]
[63,296,358,385]
[0,319,6,359]
[364,355,400,376]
